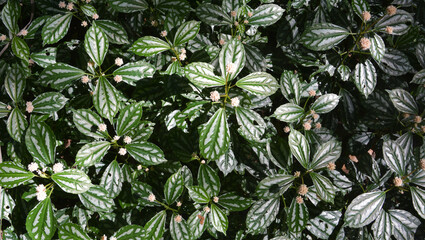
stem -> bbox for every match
[155,200,178,213]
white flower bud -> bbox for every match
[113,135,120,141]
[53,163,64,173]
[28,162,39,172]
[115,57,123,66]
[81,75,90,84]
[213,196,219,203]
[0,34,6,41]
[118,148,127,156]
[66,3,74,11]
[26,101,34,113]
[98,123,107,132]
[114,75,123,83]
[81,21,88,27]
[148,193,156,202]
[124,136,132,144]
[58,1,66,8]
[210,91,220,102]
[92,13,99,20]
[174,215,182,223]
[160,30,167,37]
[226,63,235,74]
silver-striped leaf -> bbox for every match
[52,169,92,194]
[0,190,15,221]
[4,66,25,103]
[198,164,221,198]
[236,72,279,97]
[93,77,119,121]
[248,4,284,26]
[25,198,56,240]
[84,23,109,66]
[113,61,155,86]
[11,37,30,62]
[387,88,418,114]
[41,13,73,45]
[382,140,406,176]
[38,63,85,90]
[300,23,349,51]
[75,141,111,167]
[288,129,310,169]
[130,36,170,57]
[170,214,191,240]
[199,108,230,160]
[371,210,392,240]
[0,102,9,119]
[217,192,252,211]
[173,20,201,46]
[78,185,114,213]
[307,211,341,239]
[1,0,20,33]
[287,197,309,233]
[210,204,228,234]
[246,198,280,234]
[58,223,91,240]
[25,121,56,166]
[187,186,210,204]
[32,92,68,114]
[0,162,35,188]
[116,102,143,136]
[184,62,225,87]
[256,174,294,199]
[351,0,369,20]
[235,107,266,142]
[378,48,412,76]
[274,103,304,123]
[126,142,167,166]
[354,59,377,98]
[30,47,56,68]
[100,160,123,198]
[73,109,106,139]
[219,39,246,80]
[344,191,385,228]
[188,210,208,239]
[374,10,413,35]
[108,0,148,13]
[411,69,425,84]
[310,172,336,203]
[114,225,144,240]
[370,34,385,63]
[96,20,129,44]
[311,93,340,114]
[217,149,237,176]
[196,3,232,26]
[389,209,420,240]
[144,210,167,240]
[410,186,425,220]
[7,108,27,142]
[410,170,425,188]
[164,172,184,205]
[310,140,341,170]
[280,70,301,105]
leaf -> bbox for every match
[256,174,294,199]
[0,102,9,119]
[248,4,285,26]
[4,66,25,103]
[144,210,167,240]
[411,69,425,84]
[245,44,267,72]
[80,4,97,17]
[188,210,208,239]
[0,162,34,188]
[174,20,201,46]
[42,13,73,45]
[11,37,30,61]
[58,223,91,240]
[288,129,310,169]
[344,191,385,228]
[196,4,232,26]
[199,108,230,160]
[73,109,106,139]
[310,172,336,203]
[184,62,225,87]
[164,172,184,204]
[129,36,170,57]
[170,214,191,240]
[310,140,342,170]
[274,103,304,123]
[78,185,114,213]
[26,198,56,240]
[114,225,144,240]
[187,186,210,203]
[370,34,385,63]
[246,198,280,234]
[354,59,377,98]
[387,88,418,114]
[410,186,425,219]
[32,92,68,114]
[236,72,279,97]
[113,61,155,85]
[371,210,392,240]
[116,103,143,136]
[374,10,414,35]
[287,197,309,233]
[84,23,109,66]
[300,23,349,51]
[311,93,340,114]
[378,49,412,76]
[307,211,342,239]
[280,70,301,105]
[1,0,20,33]
[351,0,369,20]
[126,142,167,166]
[25,121,56,166]
[235,107,266,142]
[108,0,148,13]
[338,65,351,81]
[7,108,27,142]
[29,47,57,68]
[388,209,420,240]
[217,149,237,176]
[0,190,15,221]
[219,39,246,80]
[382,140,406,176]
[52,169,92,194]
[210,204,228,234]
[75,141,111,167]
[100,160,123,198]
[93,77,119,121]
[198,164,221,198]
[217,192,252,211]
[39,63,85,90]
[96,20,129,44]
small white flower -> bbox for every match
[231,97,239,107]
[176,201,182,207]
[87,61,94,67]
[53,163,64,173]
[81,21,88,27]
[58,1,66,8]
[151,20,158,27]
[180,48,186,54]
[26,101,34,113]
[18,29,28,36]
[123,136,132,144]
[28,162,39,172]
[160,30,167,37]
[81,75,90,84]
[0,34,6,41]
[308,90,316,97]
[98,123,107,132]
[179,53,187,61]
[28,59,35,66]
[247,12,253,17]
[303,122,311,131]
[213,196,219,203]
[226,63,235,74]
[113,135,120,141]
[200,160,206,164]
[36,191,47,201]
[36,184,46,193]
[203,206,210,213]
[296,196,304,204]
[101,235,107,240]
[145,168,149,172]
[284,126,290,133]
[174,215,182,223]
[66,2,74,11]
[118,148,127,156]
[210,91,220,102]
[6,105,12,110]
[137,165,142,170]
[231,11,237,17]
[148,193,156,202]
[219,39,225,45]
[114,75,123,83]
[115,57,123,66]
[85,0,91,3]
[92,13,99,20]
[386,26,393,34]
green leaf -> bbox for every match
[387,88,418,114]
[410,186,425,219]
[196,4,232,26]
[411,170,425,188]
[93,77,119,121]
[113,61,155,85]
[388,209,420,240]
[42,13,73,45]
[78,185,114,213]
[25,121,56,166]
[235,107,266,142]
[378,48,412,76]
[198,164,221,198]
[26,16,49,39]
[310,93,340,114]
[80,4,97,17]
[287,197,309,233]
[374,10,414,36]
[100,160,123,198]
[130,36,170,57]
[39,63,85,90]
[116,103,143,136]
[108,0,148,13]
[84,23,109,66]
[174,20,200,46]
[188,210,208,239]
[4,66,25,103]
[236,72,279,97]
[0,162,34,188]
[187,186,210,204]
[199,108,230,160]
[280,70,301,105]
[7,108,27,142]
[184,62,225,87]
[338,65,351,81]
[411,69,425,84]
[52,169,93,194]
[256,174,294,199]
[75,141,111,167]
[126,142,167,166]
[96,20,129,44]
[370,34,385,63]
[11,37,30,61]
[26,198,56,240]
[274,103,304,123]
[310,140,341,170]
[288,129,310,169]
[382,140,406,176]
[164,172,184,205]
[245,44,267,72]
[217,149,237,176]
[248,4,285,26]
[170,214,191,240]
[307,211,342,239]
[351,0,369,20]
[217,192,252,211]
[300,23,350,51]
[32,92,68,114]
[344,191,385,228]
[58,223,91,240]
[219,39,245,80]
[210,204,228,234]
[246,198,280,234]
[371,210,392,240]
[354,59,377,98]
[1,0,20,33]
[1,190,15,221]
[144,210,167,240]
[0,102,10,118]
[114,225,144,240]
[310,172,336,203]
[73,109,106,139]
